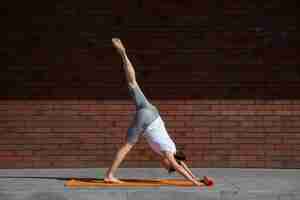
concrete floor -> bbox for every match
[0,168,299,200]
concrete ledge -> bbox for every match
[0,168,299,200]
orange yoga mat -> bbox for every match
[64,177,214,188]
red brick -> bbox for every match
[0,156,23,161]
[0,151,16,156]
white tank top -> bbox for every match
[143,116,177,156]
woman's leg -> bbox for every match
[112,38,137,86]
[104,38,158,183]
[104,38,140,183]
[128,83,153,110]
[104,142,134,183]
[104,109,157,183]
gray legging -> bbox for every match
[126,84,160,144]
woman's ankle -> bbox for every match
[105,173,113,178]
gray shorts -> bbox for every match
[126,84,160,144]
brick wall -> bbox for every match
[0,1,299,168]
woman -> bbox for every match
[104,38,211,187]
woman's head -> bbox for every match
[160,150,186,174]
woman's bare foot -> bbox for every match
[104,176,124,184]
[112,38,126,53]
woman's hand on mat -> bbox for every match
[189,177,202,186]
[112,38,126,53]
[193,180,204,187]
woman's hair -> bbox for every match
[168,150,186,174]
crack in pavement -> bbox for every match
[222,176,241,192]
